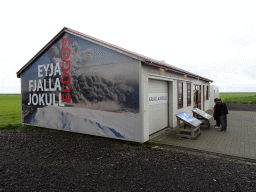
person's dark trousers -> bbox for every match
[219,115,227,131]
[216,117,220,127]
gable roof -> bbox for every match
[17,27,213,82]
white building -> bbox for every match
[17,27,219,142]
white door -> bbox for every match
[148,79,168,135]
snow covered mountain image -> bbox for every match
[24,106,141,141]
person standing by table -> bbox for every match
[215,98,229,132]
[213,98,221,128]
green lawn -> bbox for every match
[0,92,255,131]
[0,94,37,131]
[219,92,256,104]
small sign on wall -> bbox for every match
[148,93,168,105]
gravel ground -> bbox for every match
[1,104,256,192]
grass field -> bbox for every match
[0,94,37,131]
[219,92,256,104]
[0,93,255,131]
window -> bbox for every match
[187,83,191,106]
[206,86,209,100]
[178,81,183,108]
[194,85,201,109]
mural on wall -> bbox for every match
[21,33,141,141]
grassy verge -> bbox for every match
[0,94,37,131]
[1,92,255,132]
[219,93,256,104]
[0,123,37,131]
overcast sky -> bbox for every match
[1,0,256,93]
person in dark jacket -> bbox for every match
[213,98,221,128]
[215,98,229,132]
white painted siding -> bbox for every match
[140,63,212,135]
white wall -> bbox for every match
[140,62,212,142]
[209,85,220,108]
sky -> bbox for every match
[1,0,256,93]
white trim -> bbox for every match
[139,61,147,142]
[148,73,176,81]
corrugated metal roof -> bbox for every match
[17,27,213,82]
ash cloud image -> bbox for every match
[48,35,93,78]
[45,33,139,112]
[72,74,139,112]
[22,33,140,112]
[21,32,141,141]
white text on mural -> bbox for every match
[27,63,65,106]
[27,36,72,106]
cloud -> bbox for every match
[229,35,256,48]
[0,61,20,90]
[214,71,256,87]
